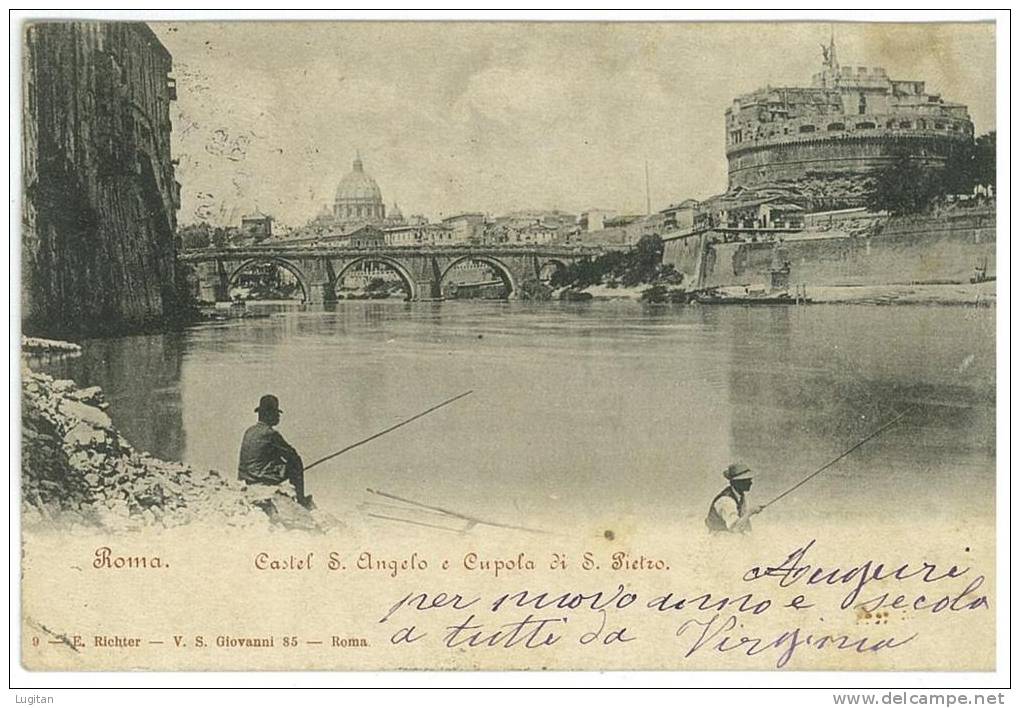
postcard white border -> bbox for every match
[5,7,1012,697]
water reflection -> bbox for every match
[37,301,995,528]
[38,331,188,461]
[725,305,995,523]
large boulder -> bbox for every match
[261,494,320,532]
[70,385,107,408]
[64,422,109,449]
[58,399,112,430]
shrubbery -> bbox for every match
[640,285,691,304]
[865,131,996,216]
[551,234,680,289]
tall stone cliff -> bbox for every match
[21,22,183,336]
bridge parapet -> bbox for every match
[179,245,606,262]
[180,246,600,303]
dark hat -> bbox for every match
[255,394,282,415]
[724,463,754,480]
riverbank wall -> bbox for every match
[662,207,995,290]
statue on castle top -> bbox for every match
[820,30,838,69]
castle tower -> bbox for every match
[723,40,974,202]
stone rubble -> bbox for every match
[21,355,341,534]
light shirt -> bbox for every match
[712,494,749,533]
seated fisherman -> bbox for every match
[238,394,313,509]
[705,463,762,534]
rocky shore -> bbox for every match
[21,345,338,534]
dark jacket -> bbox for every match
[238,421,303,484]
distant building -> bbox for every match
[278,223,384,248]
[705,195,807,231]
[441,212,485,243]
[383,222,455,247]
[508,222,558,245]
[570,213,663,247]
[539,211,579,235]
[240,212,273,240]
[725,35,974,202]
[660,199,701,233]
[482,210,577,245]
[344,225,386,248]
[578,209,617,232]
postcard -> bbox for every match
[17,17,999,674]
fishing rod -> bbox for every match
[303,390,474,473]
[759,408,911,512]
[365,487,553,535]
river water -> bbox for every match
[38,301,995,533]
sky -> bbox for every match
[153,21,997,228]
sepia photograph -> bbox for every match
[11,9,1006,692]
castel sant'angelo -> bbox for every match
[722,35,974,209]
[662,36,993,293]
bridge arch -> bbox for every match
[333,256,418,301]
[227,257,310,302]
[439,255,518,300]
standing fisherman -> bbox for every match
[705,463,762,534]
[238,395,314,509]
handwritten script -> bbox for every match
[376,540,989,668]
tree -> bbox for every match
[940,142,978,196]
[177,222,212,249]
[973,131,996,189]
[866,131,997,214]
[865,151,944,215]
[621,234,664,286]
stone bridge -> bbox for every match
[179,245,604,302]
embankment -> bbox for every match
[663,207,996,291]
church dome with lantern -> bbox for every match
[332,155,386,223]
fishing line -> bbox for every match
[304,390,474,472]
